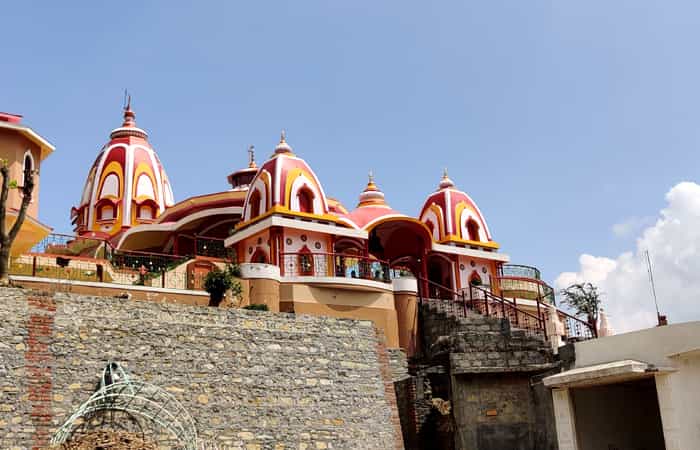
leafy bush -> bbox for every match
[243,303,268,311]
[204,268,234,307]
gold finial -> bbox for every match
[248,145,257,168]
[368,170,374,183]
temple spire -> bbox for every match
[438,167,455,190]
[248,145,257,168]
[122,94,136,127]
[274,129,294,155]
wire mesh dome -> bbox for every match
[50,362,201,450]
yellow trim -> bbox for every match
[426,204,445,240]
[235,205,344,231]
[438,235,500,249]
[4,214,52,256]
[92,162,124,234]
[365,216,434,240]
[158,190,247,220]
[454,201,467,239]
[132,163,159,202]
[284,167,324,211]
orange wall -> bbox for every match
[0,130,42,220]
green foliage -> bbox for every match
[204,268,234,298]
[243,303,269,311]
[8,180,17,189]
[560,282,602,324]
[204,264,243,307]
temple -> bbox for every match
[55,102,576,353]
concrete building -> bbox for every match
[0,112,54,254]
[544,321,700,450]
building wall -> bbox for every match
[456,255,494,290]
[0,129,42,219]
[570,379,665,450]
[281,283,400,348]
[559,321,700,450]
[239,229,270,263]
[0,288,402,449]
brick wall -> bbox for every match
[0,288,401,450]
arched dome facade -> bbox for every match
[346,173,405,229]
[418,170,495,246]
[242,132,329,223]
[71,101,175,238]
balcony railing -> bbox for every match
[499,264,541,280]
[280,252,391,283]
[13,233,234,291]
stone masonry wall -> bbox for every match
[0,289,400,450]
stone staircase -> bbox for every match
[420,300,556,373]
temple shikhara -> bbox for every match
[7,101,696,450]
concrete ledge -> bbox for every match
[392,277,417,293]
[543,359,676,388]
[10,275,209,296]
[239,263,281,280]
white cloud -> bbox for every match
[556,182,700,334]
[611,216,654,237]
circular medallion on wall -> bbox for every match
[482,267,487,273]
[314,242,322,250]
[301,234,308,242]
[248,247,253,255]
[257,237,262,245]
[460,264,465,271]
[470,260,476,267]
[286,238,293,246]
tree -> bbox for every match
[203,264,242,307]
[560,282,601,336]
[0,159,35,285]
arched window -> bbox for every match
[298,245,314,276]
[138,205,154,220]
[249,190,262,220]
[100,173,120,199]
[22,151,34,188]
[251,248,268,264]
[466,219,480,242]
[98,204,115,221]
[297,187,314,214]
[469,270,482,286]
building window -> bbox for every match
[138,205,154,220]
[249,190,262,220]
[251,248,267,264]
[297,187,314,214]
[469,270,482,286]
[98,205,115,221]
[21,151,35,188]
[466,219,480,242]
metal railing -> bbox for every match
[280,252,391,283]
[499,264,541,280]
[417,277,547,339]
[418,277,597,342]
[497,276,556,304]
[13,233,234,291]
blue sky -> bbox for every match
[3,1,700,286]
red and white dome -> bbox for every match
[242,132,329,222]
[418,170,493,245]
[71,100,175,238]
[346,173,405,229]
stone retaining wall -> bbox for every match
[0,289,401,450]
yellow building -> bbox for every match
[0,112,53,254]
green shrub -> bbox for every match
[243,303,268,311]
[204,268,234,307]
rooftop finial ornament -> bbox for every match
[368,170,374,184]
[121,92,136,127]
[274,129,293,155]
[248,145,257,168]
[439,167,455,190]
